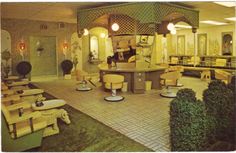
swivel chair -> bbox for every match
[214,58,227,67]
[75,69,96,91]
[168,66,184,87]
[160,71,182,98]
[103,74,125,102]
[215,69,232,84]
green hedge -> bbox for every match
[203,80,235,143]
[170,89,206,151]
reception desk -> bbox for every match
[99,64,166,93]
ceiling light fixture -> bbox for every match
[111,13,119,32]
[83,29,89,36]
[200,20,228,25]
[111,23,119,31]
[214,2,236,7]
[167,23,175,31]
[225,17,236,21]
[100,33,106,38]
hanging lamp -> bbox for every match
[111,14,119,31]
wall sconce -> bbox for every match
[63,40,69,58]
[19,39,26,60]
[36,40,44,56]
[19,42,25,50]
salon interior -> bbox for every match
[1,1,236,152]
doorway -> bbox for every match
[30,36,57,77]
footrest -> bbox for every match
[32,99,66,111]
[19,89,44,96]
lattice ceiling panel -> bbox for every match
[154,3,199,28]
[77,2,199,37]
[137,23,155,35]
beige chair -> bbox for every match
[1,101,47,139]
[188,56,200,65]
[160,71,182,98]
[168,66,184,87]
[75,69,96,91]
[215,69,232,84]
[5,80,30,91]
[214,58,227,67]
[128,55,136,63]
[170,57,179,64]
[2,82,45,104]
[103,74,125,102]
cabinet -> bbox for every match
[132,72,145,94]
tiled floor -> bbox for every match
[32,76,208,151]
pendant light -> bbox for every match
[111,14,119,31]
[83,28,89,36]
[167,22,175,31]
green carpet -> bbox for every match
[28,84,153,152]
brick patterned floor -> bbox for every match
[32,76,208,151]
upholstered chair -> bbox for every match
[103,74,125,102]
[170,57,179,65]
[214,58,227,67]
[215,69,232,84]
[160,71,182,98]
[75,69,96,91]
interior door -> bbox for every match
[30,36,57,76]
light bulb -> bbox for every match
[167,23,175,31]
[170,28,176,35]
[111,23,119,31]
[83,29,89,36]
[100,33,106,38]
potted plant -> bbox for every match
[1,49,11,78]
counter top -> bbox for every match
[99,65,166,72]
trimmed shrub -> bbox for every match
[170,88,206,151]
[176,88,197,102]
[203,80,235,143]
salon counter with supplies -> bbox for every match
[99,63,166,93]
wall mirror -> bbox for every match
[198,33,207,56]
[89,35,99,60]
[222,32,233,55]
[177,35,185,55]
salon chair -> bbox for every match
[103,74,125,102]
[215,69,232,84]
[188,56,200,66]
[75,69,96,91]
[128,55,136,63]
[160,71,182,98]
[1,101,47,152]
[214,58,227,67]
[168,66,184,87]
[170,57,179,65]
[2,81,45,104]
